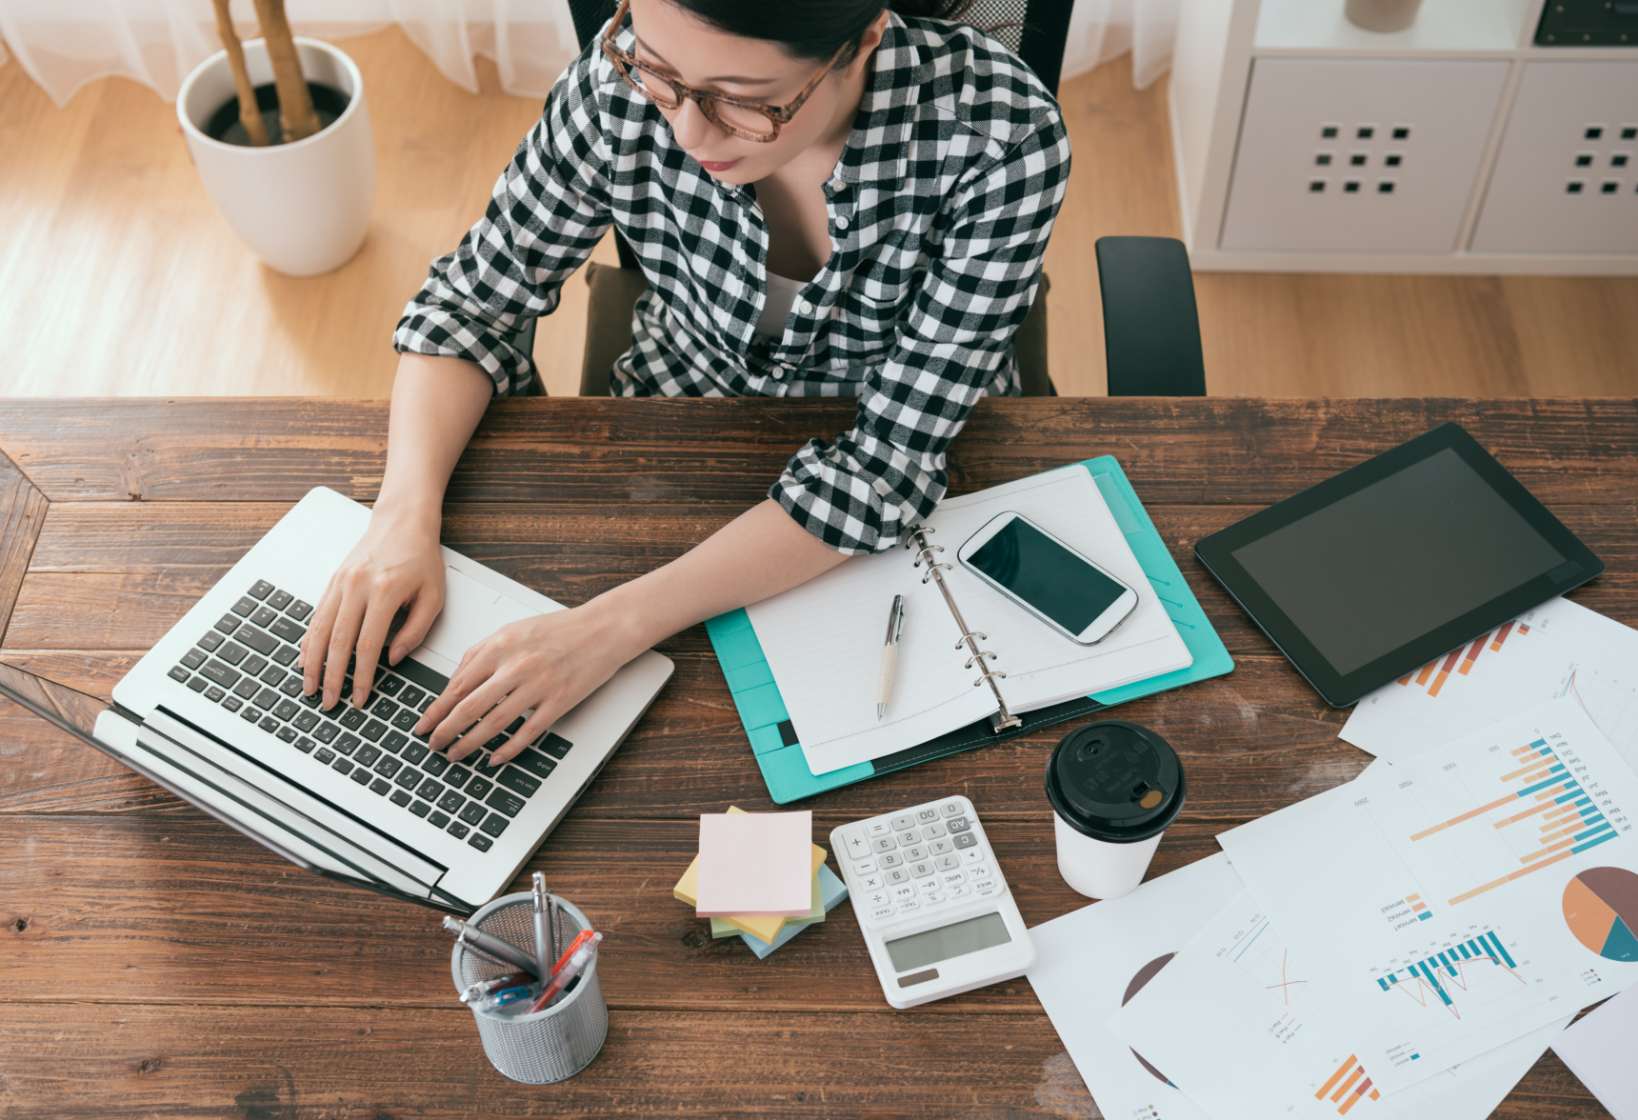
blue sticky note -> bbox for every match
[741,864,848,959]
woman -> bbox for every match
[299,0,1071,768]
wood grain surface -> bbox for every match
[1,397,1633,1119]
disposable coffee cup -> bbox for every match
[1045,720,1185,899]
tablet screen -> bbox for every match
[1230,448,1567,676]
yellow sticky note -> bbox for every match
[674,806,827,942]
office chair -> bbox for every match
[519,0,1205,400]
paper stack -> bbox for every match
[674,807,847,957]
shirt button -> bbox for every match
[835,214,850,231]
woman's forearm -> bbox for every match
[375,352,494,522]
[593,499,851,651]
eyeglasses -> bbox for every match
[601,0,853,143]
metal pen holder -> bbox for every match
[450,892,607,1084]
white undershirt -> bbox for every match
[754,271,808,339]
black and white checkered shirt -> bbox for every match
[394,10,1071,554]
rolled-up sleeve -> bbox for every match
[771,109,1072,554]
[392,46,614,396]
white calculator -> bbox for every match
[831,795,1034,1009]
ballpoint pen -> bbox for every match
[441,915,542,978]
[877,593,905,721]
[531,872,551,980]
[459,971,534,1004]
[528,930,603,1012]
[547,893,561,974]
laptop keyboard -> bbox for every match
[166,579,574,854]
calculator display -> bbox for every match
[884,911,1011,972]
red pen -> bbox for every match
[529,930,602,1012]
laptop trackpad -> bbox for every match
[417,566,546,669]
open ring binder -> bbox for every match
[905,526,1023,733]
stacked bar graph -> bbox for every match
[1314,1054,1381,1115]
[1396,620,1530,698]
[1373,931,1518,1017]
[1409,737,1618,904]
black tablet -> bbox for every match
[1195,423,1602,707]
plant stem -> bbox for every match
[212,0,268,146]
[254,0,321,143]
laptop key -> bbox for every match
[512,749,555,779]
[390,790,412,808]
[540,733,573,760]
[377,675,403,696]
[181,648,208,670]
[332,757,353,776]
[313,723,341,744]
[484,788,526,818]
[360,719,388,743]
[239,627,278,656]
[416,777,445,802]
[458,802,487,826]
[428,811,450,829]
[252,688,278,710]
[216,641,248,666]
[466,777,493,801]
[334,731,360,753]
[370,778,392,796]
[250,606,279,629]
[392,709,419,733]
[298,691,321,708]
[393,767,419,790]
[479,813,510,838]
[233,677,259,700]
[268,589,293,610]
[409,799,431,818]
[268,616,304,644]
[248,580,274,600]
[350,767,370,785]
[199,660,241,689]
[393,657,450,695]
[354,744,381,767]
[278,676,302,698]
[468,834,494,852]
[205,686,226,702]
[231,596,258,617]
[293,711,319,732]
[382,730,409,754]
[260,665,286,689]
[422,753,449,777]
[276,726,297,743]
[370,696,398,720]
[272,645,299,666]
[273,700,300,721]
[314,747,336,764]
[447,821,470,839]
[288,599,313,621]
[398,684,425,707]
[186,675,209,693]
[373,756,402,779]
[445,766,472,790]
[402,742,429,765]
[240,706,261,724]
[241,654,268,678]
[294,736,315,753]
[258,715,279,733]
[496,768,540,798]
[214,614,242,636]
[339,708,365,730]
[223,696,243,713]
[198,630,224,652]
[438,790,466,814]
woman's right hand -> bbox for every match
[300,501,447,710]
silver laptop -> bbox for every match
[63,486,671,915]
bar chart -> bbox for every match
[1373,930,1523,1018]
[1396,621,1530,699]
[1313,1054,1381,1116]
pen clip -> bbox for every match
[886,594,905,644]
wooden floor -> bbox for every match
[2,25,1635,398]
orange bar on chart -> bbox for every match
[1412,793,1520,841]
[1427,649,1464,697]
[1494,799,1557,827]
[1522,836,1579,864]
[1331,1065,1365,1102]
[1338,1077,1376,1116]
[1491,621,1516,651]
[1457,635,1488,675]
[1450,847,1578,904]
[1316,1056,1358,1100]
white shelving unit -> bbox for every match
[1169,0,1638,272]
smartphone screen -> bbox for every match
[965,517,1129,636]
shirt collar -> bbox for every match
[832,11,928,188]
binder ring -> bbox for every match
[919,562,953,585]
[963,650,999,671]
[972,669,1009,686]
[910,543,946,569]
[955,633,988,649]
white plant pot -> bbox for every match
[177,36,374,276]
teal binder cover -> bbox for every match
[704,456,1234,803]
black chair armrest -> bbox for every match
[1094,236,1207,396]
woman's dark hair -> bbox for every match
[667,1,979,65]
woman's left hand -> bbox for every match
[415,603,643,766]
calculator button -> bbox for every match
[969,864,993,880]
[924,891,946,906]
[930,838,954,855]
[947,816,971,833]
[910,861,934,878]
[949,884,971,899]
[903,844,928,863]
[860,874,884,892]
[917,878,941,895]
[873,837,898,854]
[891,883,917,902]
[871,905,895,922]
[916,807,938,823]
[936,854,959,871]
[940,870,967,889]
[867,890,890,908]
[853,858,878,875]
[975,878,1000,897]
[953,832,978,850]
[941,800,964,817]
[887,868,910,885]
[845,831,872,860]
[891,814,916,831]
[962,848,985,865]
[921,821,947,840]
[867,820,891,837]
[896,830,920,847]
[879,852,903,869]
[896,898,920,914]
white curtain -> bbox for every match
[0,0,1182,109]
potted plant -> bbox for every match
[176,0,374,275]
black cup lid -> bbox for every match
[1045,720,1185,843]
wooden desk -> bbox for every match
[2,398,1632,1118]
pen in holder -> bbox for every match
[450,891,607,1084]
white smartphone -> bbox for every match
[956,511,1139,645]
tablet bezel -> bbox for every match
[1194,422,1603,707]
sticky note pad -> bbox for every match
[695,810,813,916]
[740,865,849,959]
[710,847,827,941]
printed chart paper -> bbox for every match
[1220,699,1638,1092]
[1112,887,1568,1119]
[1342,598,1638,769]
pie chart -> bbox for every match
[1122,953,1177,1086]
[1562,867,1638,963]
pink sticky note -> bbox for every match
[695,810,814,917]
